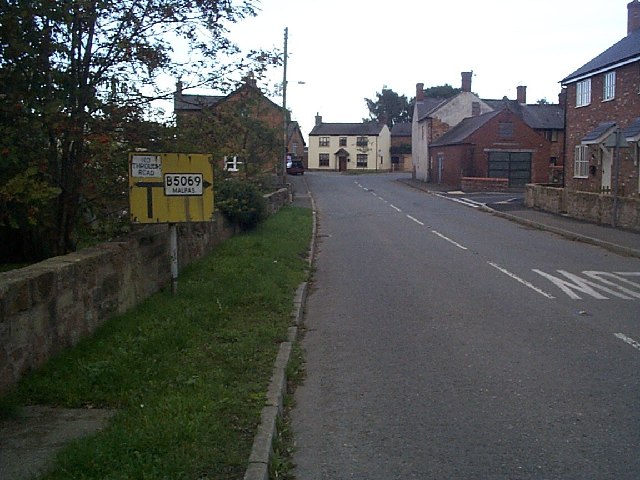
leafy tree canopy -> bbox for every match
[422,84,461,98]
[364,87,411,128]
[0,0,279,260]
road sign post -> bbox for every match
[129,153,215,294]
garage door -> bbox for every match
[488,152,532,187]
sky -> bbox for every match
[182,0,634,137]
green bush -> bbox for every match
[215,179,267,229]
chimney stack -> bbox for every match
[517,85,527,104]
[558,88,567,107]
[315,112,322,126]
[461,72,473,93]
[629,0,640,35]
[416,83,425,101]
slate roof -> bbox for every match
[309,122,385,136]
[391,122,412,136]
[174,93,224,111]
[415,97,448,122]
[624,117,640,141]
[581,121,617,144]
[430,110,500,147]
[482,99,564,130]
[562,29,640,84]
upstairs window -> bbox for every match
[576,79,591,107]
[339,137,347,146]
[319,136,330,147]
[603,71,616,101]
[356,136,368,147]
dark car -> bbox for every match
[286,159,305,175]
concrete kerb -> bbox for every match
[243,179,316,480]
[483,205,640,259]
[399,178,640,260]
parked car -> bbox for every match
[286,159,304,175]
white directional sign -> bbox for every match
[164,174,203,196]
[131,154,162,178]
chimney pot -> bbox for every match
[629,0,640,35]
[461,72,473,93]
[517,85,527,104]
[315,113,322,126]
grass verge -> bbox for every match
[1,206,312,480]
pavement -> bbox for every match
[399,177,640,259]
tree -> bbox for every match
[364,87,411,128]
[0,0,278,260]
[423,84,461,98]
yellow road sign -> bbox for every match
[129,153,214,223]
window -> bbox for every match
[339,137,347,147]
[499,122,514,138]
[544,130,558,142]
[576,79,591,107]
[574,145,589,178]
[356,154,368,167]
[356,136,368,147]
[291,142,298,155]
[224,155,242,172]
[319,153,329,167]
[603,71,616,101]
[319,136,330,147]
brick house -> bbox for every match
[390,122,413,172]
[429,106,558,189]
[174,76,291,175]
[308,114,391,172]
[561,0,640,197]
[412,72,495,182]
[287,121,307,167]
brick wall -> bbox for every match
[461,177,509,192]
[0,188,291,394]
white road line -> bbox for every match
[431,230,468,250]
[614,333,640,352]
[462,198,486,207]
[434,193,480,208]
[406,215,424,226]
[389,204,402,212]
[488,262,556,299]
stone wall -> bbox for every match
[0,187,291,394]
[525,184,640,231]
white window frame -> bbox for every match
[319,136,330,147]
[356,154,368,167]
[574,145,589,178]
[603,71,616,101]
[224,155,242,172]
[576,79,591,107]
[318,153,329,167]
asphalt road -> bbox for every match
[291,172,640,480]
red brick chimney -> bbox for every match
[517,85,527,104]
[629,0,640,35]
[416,83,425,101]
[461,72,472,93]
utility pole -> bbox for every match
[281,27,288,186]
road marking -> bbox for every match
[462,197,486,207]
[389,204,402,212]
[434,193,480,208]
[488,262,556,299]
[614,333,640,352]
[406,215,424,226]
[431,230,468,250]
[533,270,637,300]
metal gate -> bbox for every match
[488,152,532,187]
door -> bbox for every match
[488,152,532,187]
[339,156,347,172]
[601,151,612,192]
